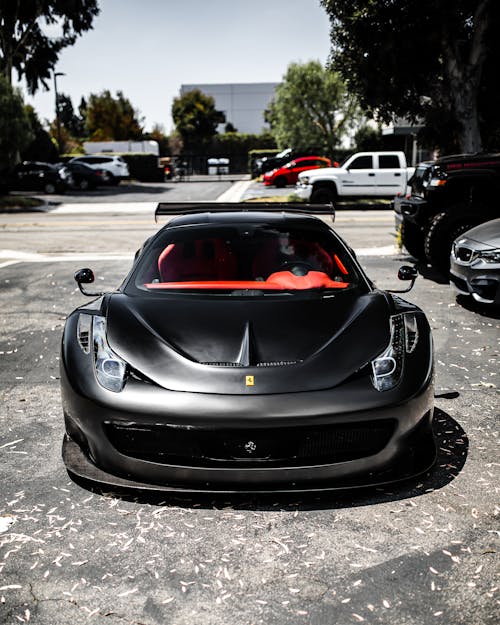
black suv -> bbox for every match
[394,153,500,273]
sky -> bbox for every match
[20,0,332,133]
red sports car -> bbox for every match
[263,156,331,187]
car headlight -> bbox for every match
[77,314,127,392]
[300,176,309,185]
[371,313,418,391]
[478,248,500,263]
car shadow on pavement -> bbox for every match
[70,408,468,511]
[61,183,172,198]
[455,294,500,319]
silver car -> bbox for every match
[450,218,500,305]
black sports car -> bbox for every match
[61,203,436,493]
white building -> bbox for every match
[180,82,279,134]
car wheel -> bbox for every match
[79,179,90,190]
[274,176,287,188]
[424,212,482,275]
[310,186,335,203]
[107,173,119,186]
[44,182,56,194]
[400,221,425,260]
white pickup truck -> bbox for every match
[295,151,413,203]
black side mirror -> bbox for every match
[398,265,418,282]
[74,267,104,296]
[388,265,418,293]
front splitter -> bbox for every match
[62,435,437,495]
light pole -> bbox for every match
[53,71,65,154]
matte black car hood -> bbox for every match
[106,291,391,394]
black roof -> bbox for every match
[435,152,500,164]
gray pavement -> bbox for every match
[0,201,498,625]
[13,178,235,206]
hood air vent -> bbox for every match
[200,322,301,367]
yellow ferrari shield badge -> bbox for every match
[245,375,255,386]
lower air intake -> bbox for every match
[105,419,396,468]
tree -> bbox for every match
[23,104,58,161]
[0,1,99,93]
[84,90,144,140]
[172,89,225,152]
[143,124,170,156]
[0,74,32,170]
[321,0,500,153]
[265,61,360,156]
[353,125,384,152]
[57,93,85,137]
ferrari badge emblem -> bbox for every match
[245,441,257,454]
[245,375,254,386]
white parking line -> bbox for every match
[216,180,254,202]
[0,244,397,269]
[50,202,156,214]
[0,250,132,268]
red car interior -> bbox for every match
[150,239,351,290]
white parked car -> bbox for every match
[69,155,129,185]
[295,151,413,203]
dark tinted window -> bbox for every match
[131,223,360,294]
[349,155,373,169]
[379,155,401,169]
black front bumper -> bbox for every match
[450,259,500,305]
[61,365,435,493]
[393,196,430,230]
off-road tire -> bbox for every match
[424,212,482,275]
[401,221,425,260]
[310,186,336,204]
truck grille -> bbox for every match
[105,419,396,468]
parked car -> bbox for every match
[394,153,500,273]
[296,151,413,203]
[263,156,331,187]
[253,148,321,177]
[6,161,69,194]
[69,155,130,185]
[450,218,500,306]
[61,202,435,493]
[63,161,105,190]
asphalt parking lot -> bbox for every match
[0,203,498,625]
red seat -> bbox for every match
[252,238,334,279]
[158,239,237,282]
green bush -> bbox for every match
[209,132,277,173]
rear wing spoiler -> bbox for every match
[154,202,335,223]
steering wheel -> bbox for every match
[277,261,315,276]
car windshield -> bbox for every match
[411,163,433,195]
[130,222,361,295]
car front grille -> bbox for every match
[455,246,476,263]
[104,420,396,468]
